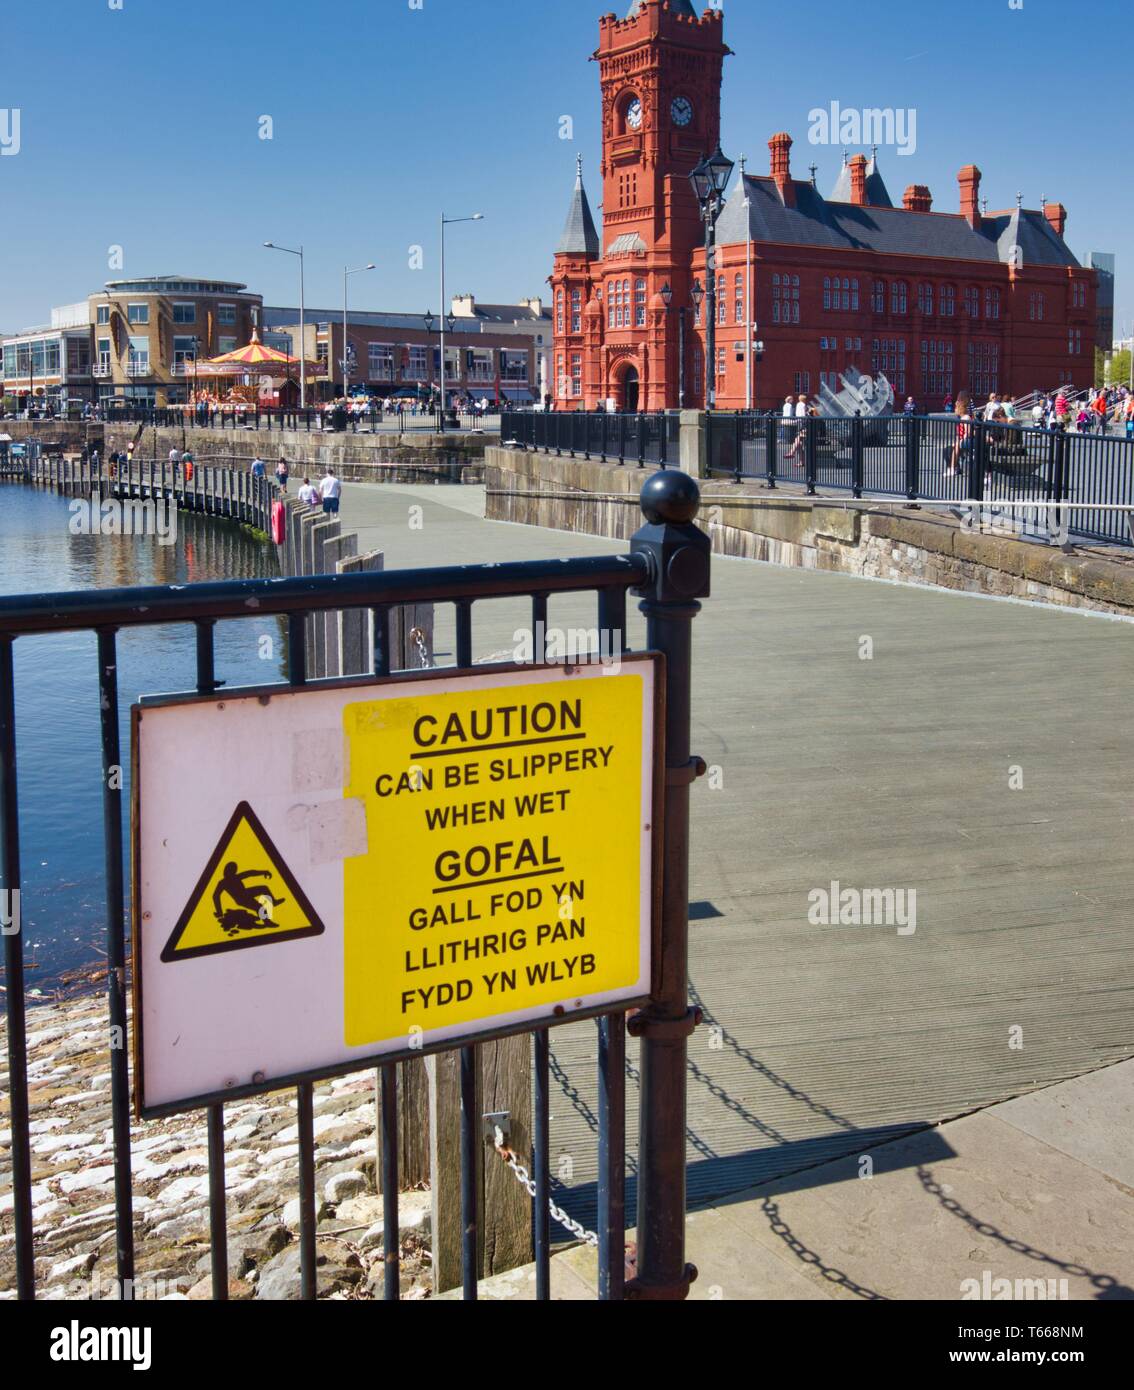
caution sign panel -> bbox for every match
[132,658,658,1116]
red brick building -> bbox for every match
[550,0,1097,413]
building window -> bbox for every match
[964,286,980,319]
[67,339,91,375]
[96,305,111,325]
[635,278,647,328]
[557,353,566,397]
[556,291,564,334]
[217,336,237,355]
[1071,281,1086,310]
[823,276,831,311]
[985,287,1000,320]
[793,371,810,395]
[717,346,726,378]
[774,274,799,325]
[735,273,744,325]
[368,343,394,380]
[920,339,954,397]
[571,289,582,334]
[851,278,859,311]
[917,283,934,316]
[1068,328,1082,355]
[890,281,908,315]
[1028,292,1045,322]
[173,303,196,324]
[571,353,582,397]
[872,280,885,314]
[127,335,150,373]
[217,304,237,326]
[968,341,999,393]
[717,274,727,325]
[173,335,198,368]
[940,284,956,317]
[127,303,149,325]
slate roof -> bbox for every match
[715,175,1081,268]
[556,164,601,258]
[829,154,894,208]
[461,302,553,324]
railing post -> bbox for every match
[804,417,817,495]
[766,414,777,489]
[851,416,864,499]
[733,414,742,484]
[905,415,921,500]
[970,419,986,503]
[627,470,709,1301]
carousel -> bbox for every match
[188,331,321,411]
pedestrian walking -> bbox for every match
[275,458,290,492]
[946,392,973,478]
[319,467,342,516]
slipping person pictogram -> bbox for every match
[160,801,325,962]
[212,860,287,936]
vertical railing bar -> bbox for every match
[372,606,391,677]
[287,611,307,686]
[296,1080,317,1300]
[598,587,628,658]
[193,618,229,1301]
[530,593,548,662]
[96,627,134,1299]
[533,1028,551,1301]
[455,600,473,670]
[597,1011,627,1300]
[0,637,34,1300]
[380,1061,400,1301]
[459,1044,478,1300]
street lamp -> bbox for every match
[263,242,306,409]
[659,281,687,410]
[343,263,376,402]
[439,212,484,430]
[689,145,734,410]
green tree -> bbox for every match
[1106,347,1132,387]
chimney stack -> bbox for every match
[902,184,933,213]
[769,131,795,208]
[1043,202,1067,238]
[958,165,982,228]
[848,153,868,206]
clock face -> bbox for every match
[671,96,694,128]
[627,98,643,131]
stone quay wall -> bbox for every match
[484,445,1134,617]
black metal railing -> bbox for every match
[0,469,709,1302]
[48,405,501,434]
[501,410,679,469]
[703,414,1134,548]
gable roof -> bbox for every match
[716,174,1081,268]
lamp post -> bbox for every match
[343,263,376,403]
[689,146,735,411]
[264,241,306,409]
[659,281,687,410]
[691,279,704,407]
[439,213,484,430]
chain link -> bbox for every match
[494,1135,598,1248]
[410,625,431,669]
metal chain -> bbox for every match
[410,626,431,669]
[494,1134,598,1248]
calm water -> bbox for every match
[0,482,285,987]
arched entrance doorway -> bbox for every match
[615,364,640,413]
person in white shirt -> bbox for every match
[782,395,794,419]
[319,468,342,516]
[794,394,808,418]
[297,477,319,507]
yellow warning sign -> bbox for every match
[342,666,655,1047]
[161,801,325,962]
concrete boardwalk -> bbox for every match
[338,479,1134,1241]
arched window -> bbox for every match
[872,280,885,313]
[891,281,908,314]
[635,278,647,327]
[556,291,564,334]
[851,278,859,310]
[823,276,831,311]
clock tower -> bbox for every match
[597,1,729,265]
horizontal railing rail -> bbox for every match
[501,409,679,469]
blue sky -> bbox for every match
[0,0,1129,337]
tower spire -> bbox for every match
[556,157,600,258]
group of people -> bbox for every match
[252,455,342,516]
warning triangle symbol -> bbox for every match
[161,801,325,963]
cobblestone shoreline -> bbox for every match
[0,992,431,1300]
